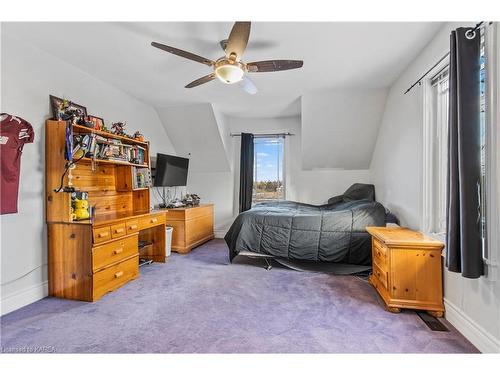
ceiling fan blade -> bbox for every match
[151,42,214,67]
[185,73,216,88]
[225,22,251,60]
[219,39,228,52]
[247,60,303,73]
[238,76,258,95]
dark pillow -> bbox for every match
[327,195,344,205]
[385,209,400,225]
[343,183,375,202]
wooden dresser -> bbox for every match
[366,226,445,317]
[46,120,166,302]
[164,204,214,253]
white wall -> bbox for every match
[302,89,388,170]
[370,22,500,352]
[0,29,175,315]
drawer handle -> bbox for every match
[98,232,109,238]
[150,218,158,223]
[129,225,137,230]
[114,228,124,234]
[114,271,124,278]
[113,248,124,255]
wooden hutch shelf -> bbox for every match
[45,120,166,302]
[72,123,149,147]
[77,157,149,168]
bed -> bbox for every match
[224,184,387,266]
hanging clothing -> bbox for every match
[445,28,484,278]
[238,133,254,213]
[1,113,34,215]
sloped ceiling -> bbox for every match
[301,89,388,170]
[156,104,231,173]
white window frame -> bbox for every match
[484,23,500,279]
[422,57,449,242]
[252,135,286,204]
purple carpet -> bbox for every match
[0,239,478,353]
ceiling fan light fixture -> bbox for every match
[215,64,244,84]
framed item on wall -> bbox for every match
[87,115,104,130]
[49,95,87,121]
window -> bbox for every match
[252,136,285,204]
[427,67,449,235]
[479,29,487,255]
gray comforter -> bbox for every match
[225,199,386,266]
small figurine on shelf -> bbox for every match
[133,131,145,142]
[71,191,90,221]
[111,121,126,136]
[101,123,110,133]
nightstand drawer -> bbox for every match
[373,262,388,290]
[373,238,387,257]
[110,222,126,238]
[93,226,111,244]
[372,241,388,270]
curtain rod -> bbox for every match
[404,21,489,95]
[230,132,294,137]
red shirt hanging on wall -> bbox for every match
[1,114,34,214]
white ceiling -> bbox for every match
[5,22,443,118]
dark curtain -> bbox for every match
[239,133,254,212]
[446,27,484,278]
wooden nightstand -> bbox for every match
[366,226,445,317]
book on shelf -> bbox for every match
[72,133,148,165]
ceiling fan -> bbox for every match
[151,22,303,95]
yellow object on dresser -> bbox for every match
[366,226,445,317]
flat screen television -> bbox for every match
[153,153,189,187]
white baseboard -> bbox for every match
[444,298,500,353]
[1,281,48,316]
[214,229,228,239]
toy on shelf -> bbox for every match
[111,122,127,136]
[133,131,145,142]
[182,193,200,207]
[71,191,90,221]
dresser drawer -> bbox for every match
[373,262,388,290]
[92,256,138,301]
[372,240,388,271]
[139,213,165,230]
[110,222,126,238]
[126,219,139,234]
[93,226,111,244]
[373,238,387,257]
[92,234,138,272]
